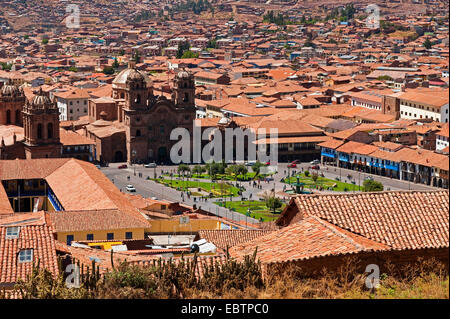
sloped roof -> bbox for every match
[0,159,149,226]
[229,216,388,263]
[0,212,58,285]
[276,191,449,250]
[198,229,273,251]
[47,209,149,233]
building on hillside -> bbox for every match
[54,88,90,121]
[382,89,449,123]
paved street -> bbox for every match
[100,161,441,227]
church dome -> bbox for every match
[177,70,190,79]
[112,67,151,89]
[32,94,51,106]
[1,84,20,97]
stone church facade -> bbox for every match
[87,63,197,164]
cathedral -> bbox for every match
[85,63,197,164]
[0,63,197,164]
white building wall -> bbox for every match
[436,134,449,151]
[66,98,88,121]
[57,99,67,121]
[399,103,443,122]
[440,103,449,123]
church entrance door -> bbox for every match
[158,147,168,163]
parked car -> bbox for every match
[145,163,157,168]
[287,163,297,168]
[126,185,136,192]
[118,164,127,169]
[265,161,270,166]
[245,162,256,167]
[291,160,300,164]
[365,176,374,181]
[310,159,320,165]
[310,165,320,170]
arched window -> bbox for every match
[47,123,53,139]
[183,93,189,102]
[136,94,141,104]
[6,110,11,124]
[15,110,20,124]
[184,82,187,88]
[37,124,43,139]
[136,129,141,137]
[120,92,125,99]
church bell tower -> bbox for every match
[22,88,62,159]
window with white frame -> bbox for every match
[18,249,33,263]
[6,226,20,239]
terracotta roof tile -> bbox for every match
[277,191,449,250]
[229,216,388,264]
[198,229,273,251]
[0,212,58,285]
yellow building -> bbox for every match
[47,208,149,245]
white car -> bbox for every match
[310,160,320,165]
[126,185,136,192]
[145,163,157,168]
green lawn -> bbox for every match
[153,178,241,197]
[283,174,360,192]
[163,172,260,181]
[217,200,285,222]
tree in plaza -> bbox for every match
[311,172,319,183]
[236,165,248,180]
[362,179,384,192]
[225,165,239,181]
[192,165,205,177]
[251,161,264,179]
[178,164,191,190]
[262,191,282,214]
[206,161,220,180]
